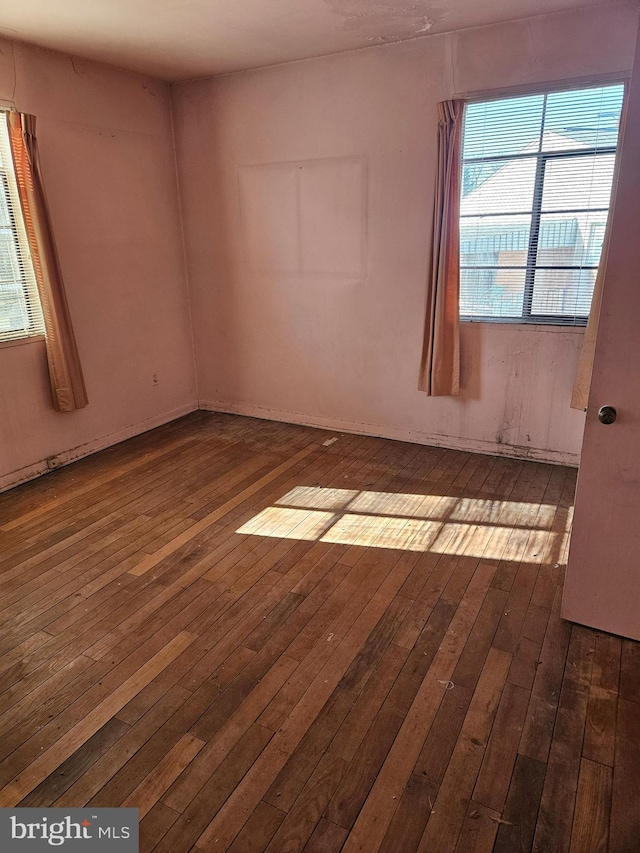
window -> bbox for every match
[459,83,625,325]
[0,111,45,342]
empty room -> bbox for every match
[0,0,639,851]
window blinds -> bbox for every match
[0,111,45,343]
[459,83,625,324]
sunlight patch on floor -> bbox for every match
[274,486,555,528]
[237,486,563,561]
[237,506,338,541]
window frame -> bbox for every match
[0,109,45,345]
[457,77,627,327]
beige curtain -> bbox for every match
[571,89,628,411]
[8,112,88,413]
[418,99,464,396]
[570,229,610,410]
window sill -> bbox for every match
[460,320,585,333]
[0,334,45,351]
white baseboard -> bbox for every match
[0,395,579,495]
[199,398,580,467]
[0,401,199,493]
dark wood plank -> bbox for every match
[17,718,129,807]
[302,818,348,853]
[264,688,354,812]
[473,681,530,813]
[415,648,512,853]
[378,772,438,853]
[265,753,347,852]
[569,758,612,853]
[583,631,621,767]
[54,685,192,807]
[156,723,274,852]
[139,801,180,852]
[324,710,403,830]
[493,753,547,853]
[610,697,640,853]
[532,626,594,853]
[413,684,473,786]
[453,801,500,853]
[519,584,573,764]
[227,801,286,853]
[619,640,640,704]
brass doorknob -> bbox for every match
[598,405,617,425]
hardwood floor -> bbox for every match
[0,411,638,852]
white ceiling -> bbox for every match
[0,0,621,81]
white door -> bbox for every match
[563,27,640,640]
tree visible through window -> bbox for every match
[0,111,45,343]
[459,83,625,325]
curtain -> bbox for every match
[570,228,610,410]
[7,112,88,413]
[418,99,464,396]
[570,91,628,412]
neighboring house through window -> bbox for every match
[459,83,625,325]
[0,111,45,343]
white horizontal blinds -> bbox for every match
[0,111,45,342]
[459,83,625,324]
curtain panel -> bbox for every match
[570,229,610,410]
[8,112,88,413]
[571,90,628,412]
[418,99,464,397]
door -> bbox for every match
[562,24,640,640]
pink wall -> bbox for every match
[1,5,637,493]
[0,41,197,490]
[563,19,640,640]
[172,3,638,467]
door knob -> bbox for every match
[598,405,617,425]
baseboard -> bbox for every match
[0,395,579,494]
[199,398,580,467]
[0,401,199,493]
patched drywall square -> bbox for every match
[238,157,367,277]
[239,163,299,273]
[299,157,366,276]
